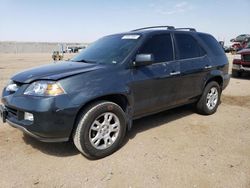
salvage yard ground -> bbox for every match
[0,53,250,188]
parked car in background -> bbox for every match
[1,26,230,159]
[218,41,231,53]
[231,34,250,43]
[66,45,87,53]
[223,46,231,53]
[231,42,243,54]
[52,51,64,61]
[230,34,250,54]
[232,45,250,77]
[246,42,250,49]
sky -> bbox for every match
[0,0,249,45]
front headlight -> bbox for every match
[24,81,66,96]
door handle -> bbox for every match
[156,71,180,79]
[204,65,212,69]
[170,71,180,76]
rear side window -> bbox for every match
[139,34,173,62]
[175,33,205,60]
[198,33,225,55]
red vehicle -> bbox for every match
[232,45,250,77]
[230,34,250,54]
[231,42,242,52]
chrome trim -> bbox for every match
[206,87,218,110]
[241,66,250,71]
[6,119,68,142]
[177,54,207,62]
[232,64,240,70]
[89,112,120,150]
[205,65,212,69]
[6,83,19,92]
[170,71,181,76]
[233,65,250,71]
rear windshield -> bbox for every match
[198,33,225,55]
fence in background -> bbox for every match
[0,42,87,53]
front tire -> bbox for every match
[73,101,127,159]
[196,81,221,115]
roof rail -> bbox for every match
[175,28,196,32]
[131,26,175,32]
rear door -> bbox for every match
[173,33,210,104]
[131,33,180,117]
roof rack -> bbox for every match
[131,26,175,32]
[175,28,196,32]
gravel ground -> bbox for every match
[0,53,250,188]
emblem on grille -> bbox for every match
[6,83,19,92]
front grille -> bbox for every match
[243,54,250,62]
[5,106,18,117]
[5,106,24,121]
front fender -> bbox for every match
[58,66,134,120]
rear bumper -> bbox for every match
[222,73,230,90]
[232,64,250,72]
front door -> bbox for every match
[130,33,180,117]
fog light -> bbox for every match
[24,112,34,121]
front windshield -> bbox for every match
[71,34,141,64]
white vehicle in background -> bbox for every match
[66,45,87,53]
[78,48,84,52]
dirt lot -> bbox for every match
[0,53,250,188]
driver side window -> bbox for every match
[139,34,174,63]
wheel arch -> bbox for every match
[204,71,224,90]
[69,93,132,139]
[81,94,130,112]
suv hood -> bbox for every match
[11,61,105,84]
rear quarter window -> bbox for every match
[198,33,225,55]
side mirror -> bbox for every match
[133,54,154,67]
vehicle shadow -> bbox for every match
[125,104,195,141]
[22,134,79,157]
[22,104,195,157]
[231,72,250,80]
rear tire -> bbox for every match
[196,81,221,115]
[73,101,126,159]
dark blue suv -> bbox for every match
[1,26,230,158]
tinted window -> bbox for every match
[175,33,205,59]
[198,33,225,55]
[139,34,173,62]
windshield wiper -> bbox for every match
[72,59,96,64]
